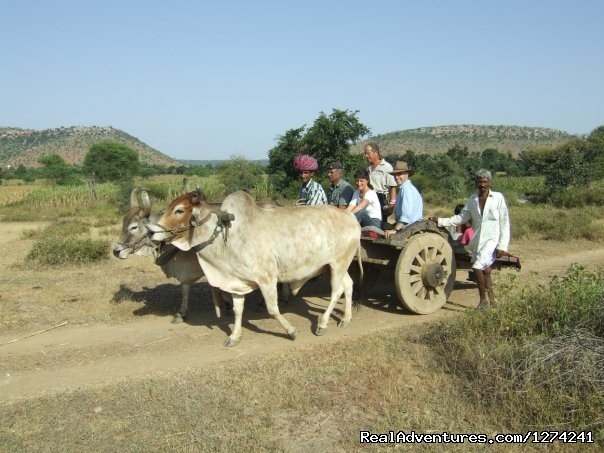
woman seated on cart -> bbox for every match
[347,169,382,229]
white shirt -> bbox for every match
[349,189,382,220]
[438,190,510,253]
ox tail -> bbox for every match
[352,241,364,309]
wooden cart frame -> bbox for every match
[353,220,518,314]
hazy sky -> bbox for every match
[2,0,602,160]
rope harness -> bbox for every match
[117,231,151,254]
[152,210,235,264]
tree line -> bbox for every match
[1,110,602,207]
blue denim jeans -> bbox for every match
[354,210,382,229]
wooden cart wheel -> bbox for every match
[395,232,456,314]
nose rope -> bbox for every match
[117,232,151,253]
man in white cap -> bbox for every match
[384,161,423,238]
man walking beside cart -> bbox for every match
[431,169,510,309]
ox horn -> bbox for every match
[140,189,151,218]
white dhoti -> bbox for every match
[471,242,497,270]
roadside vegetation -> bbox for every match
[25,220,109,266]
[428,265,603,441]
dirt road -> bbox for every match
[0,223,602,401]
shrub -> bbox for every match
[427,265,604,437]
[549,186,604,208]
[26,237,110,265]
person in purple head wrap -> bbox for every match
[293,155,327,205]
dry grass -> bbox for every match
[0,182,40,207]
[427,265,604,442]
[0,220,166,332]
[0,328,514,452]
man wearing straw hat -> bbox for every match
[384,161,423,239]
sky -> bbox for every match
[1,0,603,161]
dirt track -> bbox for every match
[1,226,603,401]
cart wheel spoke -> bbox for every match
[409,273,422,283]
[410,264,423,274]
[395,232,457,314]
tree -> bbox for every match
[544,143,592,192]
[82,142,140,183]
[218,155,266,196]
[267,109,370,197]
[303,109,371,169]
[38,154,82,185]
[586,125,604,179]
[446,144,469,163]
[518,146,558,175]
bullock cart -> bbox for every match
[353,220,520,314]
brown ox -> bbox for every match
[148,189,362,346]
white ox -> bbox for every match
[148,189,362,346]
[112,188,231,323]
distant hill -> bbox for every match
[0,126,181,168]
[179,159,269,166]
[351,125,575,157]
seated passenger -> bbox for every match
[460,219,475,247]
[293,154,327,206]
[326,161,354,209]
[347,169,382,229]
[384,161,423,239]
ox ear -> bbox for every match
[130,187,140,209]
[191,188,205,205]
[140,189,151,218]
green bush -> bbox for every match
[548,186,604,208]
[428,265,604,437]
[26,237,109,265]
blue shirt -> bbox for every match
[393,180,423,224]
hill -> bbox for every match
[351,124,575,157]
[179,159,269,166]
[0,126,181,168]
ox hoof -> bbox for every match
[224,336,240,347]
[288,328,298,341]
[171,314,184,324]
[338,320,350,329]
[315,326,327,336]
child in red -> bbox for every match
[460,220,474,246]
